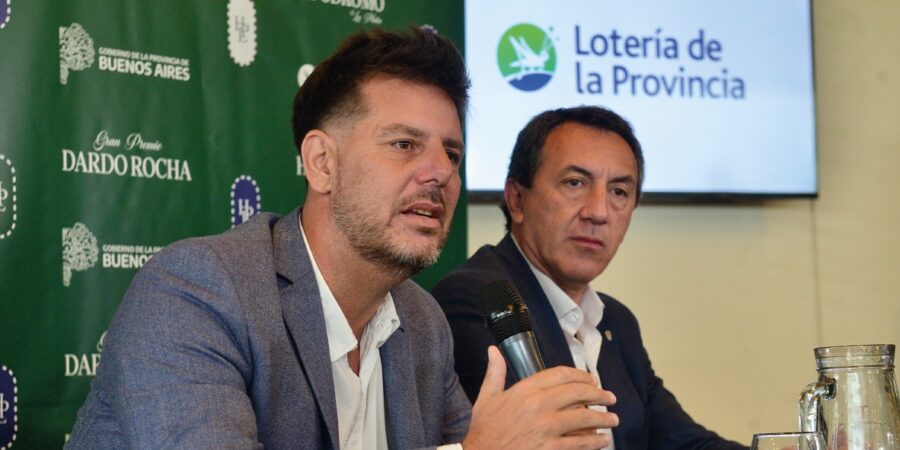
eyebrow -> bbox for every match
[609,175,636,185]
[443,137,465,153]
[378,123,426,139]
[377,123,464,153]
[562,165,594,180]
[561,165,636,185]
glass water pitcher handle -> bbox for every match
[799,378,835,433]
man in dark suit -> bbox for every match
[66,30,618,449]
[433,106,748,449]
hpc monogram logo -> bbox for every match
[296,63,315,88]
[0,366,17,450]
[59,23,95,85]
[0,154,16,240]
[0,0,10,30]
[62,222,99,287]
[231,175,261,228]
[227,0,257,66]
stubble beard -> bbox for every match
[331,174,448,277]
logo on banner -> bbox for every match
[0,0,11,30]
[0,366,18,450]
[61,222,162,287]
[348,9,382,24]
[0,154,16,240]
[317,0,384,23]
[319,0,384,12]
[498,23,557,92]
[64,331,106,377]
[101,243,161,270]
[231,175,261,228]
[61,129,193,182]
[228,0,257,66]
[58,23,191,85]
[62,222,99,287]
[59,23,95,85]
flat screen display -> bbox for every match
[464,0,816,199]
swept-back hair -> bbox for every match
[502,106,645,230]
[291,27,470,149]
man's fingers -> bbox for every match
[542,382,617,411]
[552,408,619,435]
[519,365,597,390]
[475,345,507,402]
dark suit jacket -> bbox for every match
[66,208,471,450]
[432,234,747,450]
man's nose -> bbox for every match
[580,186,610,224]
[417,142,456,187]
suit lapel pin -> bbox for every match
[604,330,613,341]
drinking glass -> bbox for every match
[751,432,825,450]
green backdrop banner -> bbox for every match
[0,1,466,447]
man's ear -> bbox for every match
[300,129,338,194]
[503,178,526,226]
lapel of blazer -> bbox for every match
[596,309,623,386]
[495,234,576,369]
[498,236,630,447]
[379,303,425,449]
[498,235,629,447]
[595,308,629,449]
[272,208,340,449]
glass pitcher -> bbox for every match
[798,344,900,450]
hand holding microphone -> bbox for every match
[478,279,545,380]
[460,280,619,450]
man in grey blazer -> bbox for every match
[66,28,618,449]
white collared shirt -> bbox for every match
[300,224,462,450]
[513,236,616,448]
[301,225,400,450]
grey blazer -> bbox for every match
[66,208,472,449]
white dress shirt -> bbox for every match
[301,224,462,450]
[514,237,616,448]
[302,226,399,450]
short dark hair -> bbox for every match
[502,106,645,230]
[291,27,470,149]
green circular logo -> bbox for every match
[497,23,556,91]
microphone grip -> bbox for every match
[498,331,546,381]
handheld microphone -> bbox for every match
[478,279,546,381]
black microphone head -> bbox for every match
[478,279,533,343]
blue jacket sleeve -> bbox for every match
[67,239,263,450]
